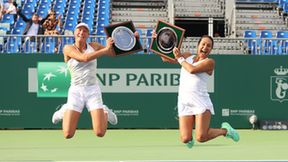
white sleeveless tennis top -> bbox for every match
[67,43,98,86]
[178,55,214,115]
[179,55,209,93]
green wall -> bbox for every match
[0,54,287,129]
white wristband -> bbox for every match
[177,57,185,65]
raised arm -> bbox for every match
[57,14,62,27]
[173,47,214,75]
[63,38,114,62]
[17,9,30,22]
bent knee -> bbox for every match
[63,132,75,139]
[94,129,106,137]
[196,134,208,143]
[180,135,192,143]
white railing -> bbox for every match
[1,34,288,55]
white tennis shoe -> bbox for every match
[52,104,66,124]
[103,105,118,125]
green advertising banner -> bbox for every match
[0,54,287,129]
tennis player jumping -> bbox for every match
[160,34,240,148]
[52,22,117,139]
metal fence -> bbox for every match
[1,34,288,55]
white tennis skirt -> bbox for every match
[177,91,215,116]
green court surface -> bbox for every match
[0,129,287,161]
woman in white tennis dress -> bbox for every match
[163,35,239,148]
[52,23,117,139]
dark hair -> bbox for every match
[13,1,17,8]
[197,35,214,48]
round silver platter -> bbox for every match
[111,26,136,51]
[156,27,178,54]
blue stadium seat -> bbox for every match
[69,2,81,9]
[41,0,52,4]
[98,6,109,19]
[0,30,5,51]
[64,17,77,31]
[260,30,273,55]
[70,0,79,5]
[277,0,284,9]
[41,37,57,53]
[146,29,153,54]
[25,0,37,6]
[85,0,96,6]
[282,2,288,15]
[83,3,95,16]
[14,17,26,27]
[10,28,22,46]
[23,40,37,53]
[243,30,259,54]
[36,3,50,18]
[58,37,74,53]
[95,0,110,34]
[95,27,105,34]
[67,9,78,17]
[96,19,108,28]
[5,36,21,53]
[54,3,64,12]
[21,4,35,19]
[263,0,277,2]
[260,30,273,38]
[0,14,14,25]
[136,29,143,54]
[56,0,67,4]
[53,0,66,16]
[276,30,288,54]
[244,30,255,37]
[94,27,106,45]
[11,27,23,35]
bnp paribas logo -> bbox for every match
[270,66,288,102]
[37,62,70,97]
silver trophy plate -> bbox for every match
[112,26,136,51]
[156,27,178,54]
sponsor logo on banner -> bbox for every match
[37,62,70,97]
[0,108,21,116]
[270,66,288,102]
[222,108,255,117]
[96,68,180,93]
[113,109,139,117]
[37,62,214,97]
